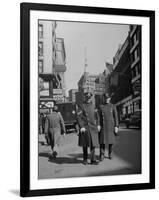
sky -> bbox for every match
[56,21,129,95]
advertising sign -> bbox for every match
[40,89,49,96]
[53,95,64,102]
[53,89,63,94]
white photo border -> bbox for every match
[30,10,150,190]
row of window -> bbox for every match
[39,24,56,39]
[39,24,43,38]
[38,42,43,56]
[38,42,64,64]
[131,30,139,47]
[131,28,141,80]
[39,60,43,73]
[131,63,141,79]
[95,87,105,91]
[122,99,141,115]
[132,47,139,63]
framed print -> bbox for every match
[20,2,155,197]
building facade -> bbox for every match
[107,25,141,121]
[38,20,67,109]
[68,89,78,102]
[53,37,67,102]
[104,62,113,98]
[76,72,94,105]
[108,36,132,121]
[129,25,141,113]
[38,20,57,101]
[77,72,106,106]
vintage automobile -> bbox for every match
[125,111,141,129]
[56,102,78,133]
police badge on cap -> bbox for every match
[84,92,93,98]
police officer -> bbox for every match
[45,105,66,158]
[98,93,119,161]
[76,92,100,165]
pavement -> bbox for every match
[38,127,141,179]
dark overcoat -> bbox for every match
[98,103,119,145]
[45,112,66,147]
[76,103,99,147]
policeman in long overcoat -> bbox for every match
[98,93,119,161]
[45,105,66,158]
[76,92,100,165]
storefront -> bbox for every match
[116,95,141,122]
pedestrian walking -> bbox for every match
[76,92,100,165]
[39,113,43,134]
[98,93,119,161]
[44,105,66,158]
[41,113,46,134]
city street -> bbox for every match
[38,127,141,179]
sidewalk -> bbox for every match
[38,129,141,179]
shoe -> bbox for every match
[99,155,104,162]
[52,151,57,158]
[90,160,99,165]
[82,160,88,165]
[108,154,112,160]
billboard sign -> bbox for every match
[40,89,49,96]
[53,89,63,95]
[53,94,64,102]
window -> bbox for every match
[133,33,137,45]
[138,63,141,74]
[132,48,139,62]
[43,81,49,89]
[39,60,43,73]
[56,51,64,65]
[134,49,138,59]
[38,42,43,56]
[135,65,139,76]
[132,64,139,79]
[39,24,43,38]
[134,101,140,112]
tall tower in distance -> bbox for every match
[84,46,88,74]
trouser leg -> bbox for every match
[100,144,105,159]
[109,144,113,159]
[83,147,88,161]
[90,145,95,161]
[50,133,56,156]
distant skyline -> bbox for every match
[56,21,129,96]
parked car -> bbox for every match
[56,102,78,133]
[125,111,141,129]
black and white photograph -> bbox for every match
[20,3,155,197]
[38,20,142,179]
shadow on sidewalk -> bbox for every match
[39,151,50,158]
[48,156,82,164]
[39,151,83,164]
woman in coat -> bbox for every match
[98,93,119,161]
[45,105,66,158]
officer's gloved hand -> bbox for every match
[63,132,66,138]
[115,127,119,133]
[97,125,101,132]
[80,127,86,133]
